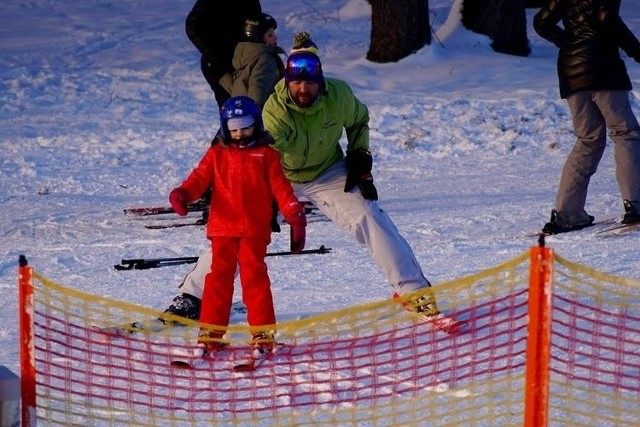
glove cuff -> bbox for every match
[345,150,373,177]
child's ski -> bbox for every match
[232,343,284,372]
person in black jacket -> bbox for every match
[534,0,640,234]
[185,0,262,108]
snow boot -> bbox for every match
[251,332,276,359]
[393,291,467,334]
[542,209,594,234]
[159,293,201,325]
[622,199,640,224]
[194,328,226,357]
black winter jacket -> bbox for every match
[533,0,640,98]
[185,0,262,72]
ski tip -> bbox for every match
[232,343,283,372]
[232,362,256,372]
[170,360,194,370]
[445,320,470,335]
[596,222,640,235]
[90,325,128,342]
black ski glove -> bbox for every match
[356,174,378,201]
[344,150,379,201]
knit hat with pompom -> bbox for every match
[290,31,319,54]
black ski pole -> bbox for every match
[114,246,331,270]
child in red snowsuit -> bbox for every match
[169,96,306,357]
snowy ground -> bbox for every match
[1,0,640,379]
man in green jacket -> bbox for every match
[158,51,464,335]
[261,51,460,332]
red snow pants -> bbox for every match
[199,236,276,335]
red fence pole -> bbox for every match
[524,236,553,427]
[18,255,36,427]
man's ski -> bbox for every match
[527,218,639,237]
[142,205,327,229]
[144,219,207,229]
[125,200,318,217]
[114,246,332,270]
[233,343,284,372]
[91,320,166,339]
[596,221,640,235]
[392,293,468,334]
[92,301,248,339]
[124,200,209,217]
[114,256,199,270]
[526,217,619,238]
[410,311,469,334]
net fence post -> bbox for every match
[18,255,36,427]
[524,236,553,427]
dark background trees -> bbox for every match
[461,0,531,56]
[365,0,547,63]
[366,0,431,63]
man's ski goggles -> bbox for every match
[286,53,322,79]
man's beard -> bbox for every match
[292,90,317,107]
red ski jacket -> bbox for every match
[177,137,303,241]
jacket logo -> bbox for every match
[322,120,338,130]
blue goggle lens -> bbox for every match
[287,56,322,78]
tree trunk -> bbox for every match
[490,0,530,56]
[525,0,547,7]
[461,0,530,56]
[367,0,431,63]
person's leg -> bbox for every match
[238,237,276,353]
[554,91,607,222]
[295,161,430,297]
[593,90,640,206]
[159,249,211,322]
[199,237,238,333]
[178,248,211,299]
[200,55,230,108]
[238,237,275,328]
[163,246,244,322]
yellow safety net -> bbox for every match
[20,249,640,426]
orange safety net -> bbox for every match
[19,249,640,426]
